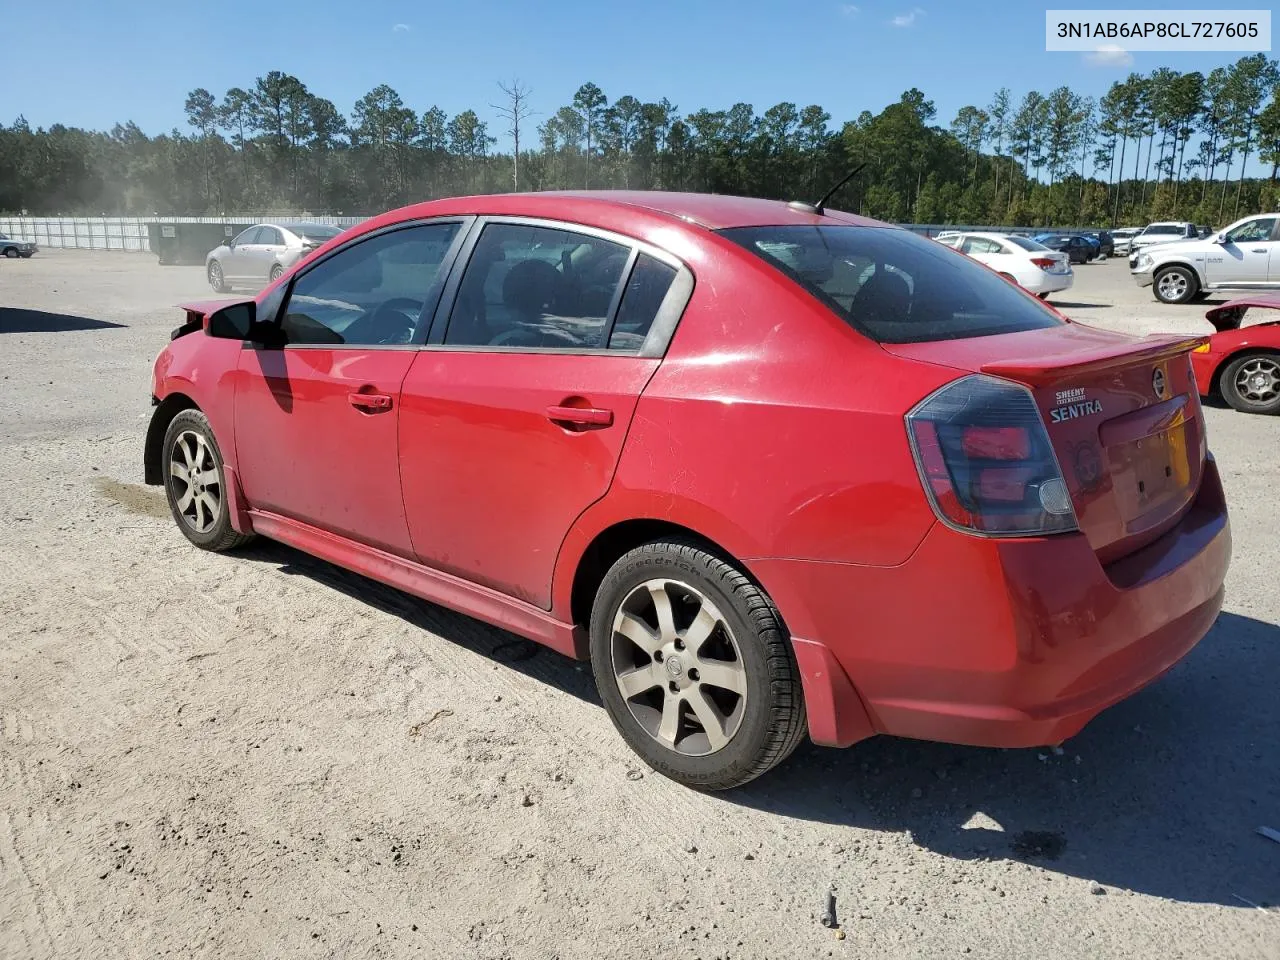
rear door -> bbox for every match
[234,219,468,556]
[255,226,287,282]
[399,218,693,607]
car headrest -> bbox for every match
[502,259,562,318]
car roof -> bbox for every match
[366,191,888,233]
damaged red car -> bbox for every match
[145,192,1232,790]
[1191,293,1280,415]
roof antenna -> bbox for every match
[788,163,867,216]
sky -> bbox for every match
[3,0,1269,158]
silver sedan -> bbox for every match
[205,222,345,292]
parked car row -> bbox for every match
[934,231,1074,298]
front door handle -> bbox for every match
[546,404,613,427]
[349,392,393,413]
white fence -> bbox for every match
[0,214,1111,254]
[0,215,370,253]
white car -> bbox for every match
[936,232,1073,299]
[1130,212,1280,303]
[1128,221,1198,254]
[1110,227,1142,256]
[206,222,346,292]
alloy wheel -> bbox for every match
[169,430,222,534]
[209,262,223,290]
[1157,271,1188,301]
[610,579,748,756]
[1235,357,1280,405]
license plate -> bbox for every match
[1110,427,1190,517]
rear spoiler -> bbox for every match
[1204,294,1280,332]
[171,297,254,340]
[981,334,1208,387]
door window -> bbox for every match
[260,227,284,246]
[444,222,631,349]
[1225,218,1277,244]
[961,237,1002,255]
[278,222,462,346]
[233,227,262,246]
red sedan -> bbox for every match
[1191,294,1280,414]
[144,192,1231,790]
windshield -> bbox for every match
[721,225,1063,344]
[1004,236,1048,251]
[1143,225,1184,235]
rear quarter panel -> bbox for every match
[1196,324,1280,395]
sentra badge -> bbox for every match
[1050,387,1102,424]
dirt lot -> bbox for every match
[1,251,1278,960]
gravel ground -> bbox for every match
[1,250,1278,960]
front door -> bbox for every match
[399,220,690,607]
[234,220,467,556]
[224,226,262,284]
[1208,216,1277,286]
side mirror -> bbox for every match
[1213,232,1228,244]
[206,302,281,347]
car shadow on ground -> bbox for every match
[238,539,602,704]
[1047,301,1110,309]
[236,537,1278,908]
[0,308,126,333]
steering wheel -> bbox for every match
[490,324,580,348]
[358,297,424,345]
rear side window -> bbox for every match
[610,254,678,351]
[721,224,1063,344]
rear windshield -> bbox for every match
[1143,225,1184,235]
[1004,236,1047,251]
[720,225,1063,344]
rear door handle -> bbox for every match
[546,404,613,427]
[349,392,393,413]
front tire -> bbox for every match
[589,540,806,791]
[1153,265,1198,304]
[162,409,254,551]
[1221,352,1280,415]
[208,260,228,293]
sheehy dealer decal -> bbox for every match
[1050,387,1102,423]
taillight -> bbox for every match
[1031,257,1056,270]
[906,375,1078,536]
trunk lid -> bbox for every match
[887,322,1209,563]
[1204,293,1280,331]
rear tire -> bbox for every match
[589,540,806,791]
[1153,265,1198,304]
[161,409,255,551]
[269,264,284,283]
[1221,352,1280,415]
[998,272,1018,286]
[1037,292,1050,300]
[2,248,17,258]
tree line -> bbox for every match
[2,54,1279,228]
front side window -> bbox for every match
[1225,218,1276,244]
[721,224,1063,344]
[444,223,631,349]
[233,227,261,246]
[279,222,461,346]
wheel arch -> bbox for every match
[1213,346,1280,400]
[143,393,199,485]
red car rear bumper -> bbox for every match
[755,456,1231,749]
